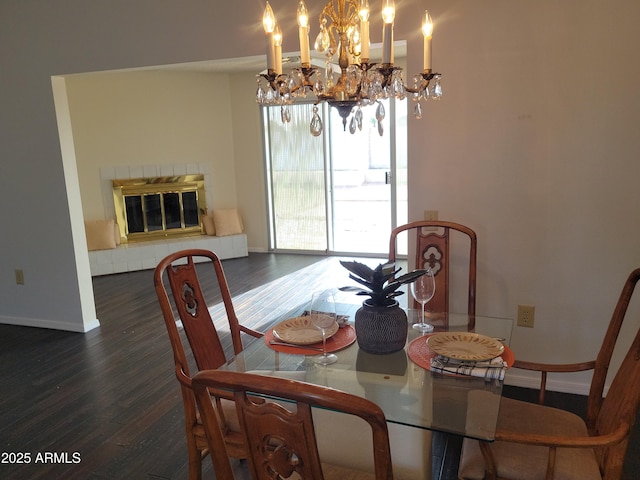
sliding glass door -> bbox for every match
[264,103,328,251]
[263,99,407,255]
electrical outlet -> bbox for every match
[517,304,535,327]
[15,269,24,285]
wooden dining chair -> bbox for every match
[389,220,477,322]
[154,249,263,480]
[191,369,395,480]
[458,267,640,480]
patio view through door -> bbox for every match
[263,100,407,255]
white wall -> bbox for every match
[64,67,271,252]
[65,70,239,220]
[0,0,639,393]
[404,0,640,391]
[229,71,270,252]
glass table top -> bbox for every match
[221,307,514,441]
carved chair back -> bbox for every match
[192,370,395,480]
[389,220,477,319]
[154,249,263,475]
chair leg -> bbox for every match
[187,439,203,480]
[478,441,498,480]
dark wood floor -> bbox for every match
[0,253,638,479]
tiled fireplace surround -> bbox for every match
[87,163,248,277]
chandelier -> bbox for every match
[256,0,443,136]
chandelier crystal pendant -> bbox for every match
[255,0,443,136]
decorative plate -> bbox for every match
[272,316,339,345]
[426,332,505,361]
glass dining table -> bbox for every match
[219,304,514,479]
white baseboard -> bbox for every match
[0,315,100,333]
[504,370,593,396]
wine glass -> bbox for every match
[309,290,338,365]
[410,268,436,332]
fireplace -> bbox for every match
[112,174,206,243]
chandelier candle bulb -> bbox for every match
[263,2,277,71]
[359,0,370,61]
[297,0,311,66]
[265,33,276,71]
[381,0,395,64]
[422,11,433,71]
[274,23,283,75]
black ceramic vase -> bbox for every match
[354,299,408,354]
